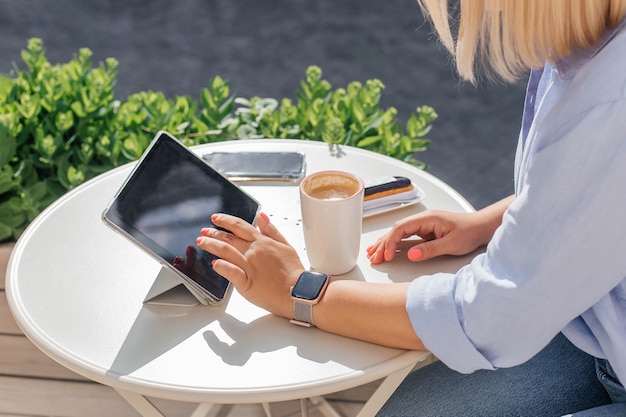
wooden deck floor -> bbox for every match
[0,243,384,417]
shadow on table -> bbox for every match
[202,314,309,366]
[202,308,404,372]
[105,301,225,378]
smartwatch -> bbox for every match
[290,271,330,327]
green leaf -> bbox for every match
[21,38,45,71]
[0,198,27,228]
[356,135,383,148]
[0,165,16,195]
[28,181,48,201]
[320,116,345,145]
[0,222,13,241]
[122,135,147,160]
[55,110,74,132]
[0,125,17,167]
[12,159,36,185]
[18,94,41,119]
[71,101,86,117]
[35,134,58,158]
[0,74,14,98]
[66,164,86,188]
[236,124,259,139]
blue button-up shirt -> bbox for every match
[406,19,626,385]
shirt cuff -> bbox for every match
[407,270,495,374]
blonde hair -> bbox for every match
[418,0,626,83]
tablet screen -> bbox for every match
[103,132,260,303]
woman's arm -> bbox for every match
[314,280,423,349]
[196,213,424,349]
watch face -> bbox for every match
[291,272,328,300]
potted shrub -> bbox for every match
[0,38,437,273]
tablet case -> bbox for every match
[102,131,259,307]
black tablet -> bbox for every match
[102,131,260,305]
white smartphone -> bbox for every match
[102,131,260,305]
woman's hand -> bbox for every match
[196,212,305,319]
[367,195,514,264]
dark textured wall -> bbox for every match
[0,0,527,209]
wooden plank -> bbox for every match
[0,290,22,335]
[0,334,88,381]
[0,375,197,417]
[0,375,141,417]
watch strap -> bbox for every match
[290,302,314,327]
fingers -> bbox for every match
[257,212,289,245]
[371,230,455,264]
[368,240,431,264]
[367,212,446,264]
[405,235,450,261]
[211,212,290,246]
[367,238,399,264]
[198,212,293,264]
[199,226,250,253]
[197,211,294,268]
[367,218,417,264]
[407,245,424,261]
[211,258,248,289]
[196,230,248,269]
[368,248,386,265]
[210,213,258,241]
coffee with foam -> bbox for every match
[302,172,360,200]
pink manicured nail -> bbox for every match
[369,251,381,264]
[408,247,423,261]
[196,237,202,244]
[259,212,269,222]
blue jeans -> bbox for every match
[377,333,626,417]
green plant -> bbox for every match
[0,38,124,241]
[0,38,437,242]
[224,66,437,165]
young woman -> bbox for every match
[196,1,626,414]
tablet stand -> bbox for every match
[143,266,203,307]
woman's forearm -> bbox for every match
[473,194,515,245]
[313,280,425,350]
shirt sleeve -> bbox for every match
[406,95,626,374]
[406,263,496,373]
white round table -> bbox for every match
[6,140,475,417]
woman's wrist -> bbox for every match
[473,194,515,245]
